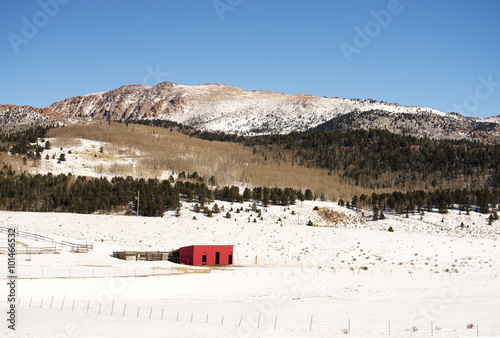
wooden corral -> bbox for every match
[112,251,170,261]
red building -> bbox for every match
[176,245,233,266]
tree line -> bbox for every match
[0,166,313,216]
[1,165,499,217]
[346,188,500,215]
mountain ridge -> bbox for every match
[2,82,499,142]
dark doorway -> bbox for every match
[202,254,207,265]
[228,254,233,265]
[215,252,220,265]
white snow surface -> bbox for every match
[1,200,499,337]
[163,85,455,135]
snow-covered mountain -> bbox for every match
[4,82,500,141]
[0,104,58,133]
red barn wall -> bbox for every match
[178,245,233,266]
[178,246,195,265]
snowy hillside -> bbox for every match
[1,199,499,337]
[40,82,500,141]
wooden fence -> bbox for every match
[0,246,57,254]
[0,226,93,252]
[113,251,171,261]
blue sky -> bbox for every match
[1,0,499,118]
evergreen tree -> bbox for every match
[373,206,379,221]
[305,189,314,201]
[212,203,220,214]
[243,188,252,201]
[281,194,288,206]
[193,203,200,213]
[262,188,270,207]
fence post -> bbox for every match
[87,300,90,313]
[111,300,115,315]
[274,315,278,330]
[50,296,54,310]
[191,313,193,322]
[40,298,44,309]
[388,319,390,335]
[72,299,75,312]
[348,318,351,334]
[206,313,209,324]
[149,307,153,319]
[221,315,224,325]
[99,303,101,314]
[239,316,243,327]
[60,296,65,310]
[176,311,179,321]
[137,307,140,318]
[431,321,433,336]
[257,313,261,328]
[310,316,313,331]
[161,309,164,320]
[123,303,127,317]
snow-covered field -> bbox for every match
[1,200,499,337]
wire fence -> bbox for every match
[3,266,211,279]
[10,295,499,336]
[2,264,498,281]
